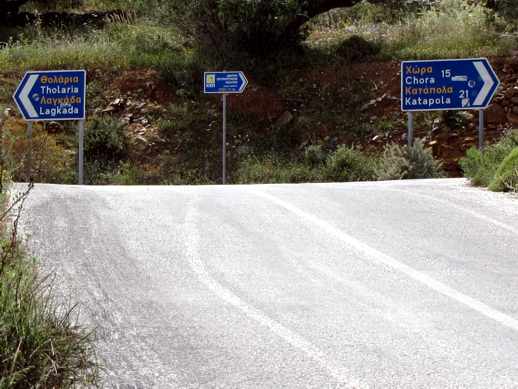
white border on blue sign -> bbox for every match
[203,71,248,94]
[400,58,500,112]
[12,69,87,122]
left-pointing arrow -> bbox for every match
[20,74,39,118]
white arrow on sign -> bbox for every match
[19,74,39,118]
[473,61,494,106]
[238,72,248,93]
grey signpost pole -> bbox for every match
[204,71,247,184]
[222,94,227,185]
[407,112,414,147]
[78,120,85,185]
[478,110,485,150]
[27,121,33,180]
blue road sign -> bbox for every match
[401,58,500,112]
[204,71,248,94]
[13,70,86,121]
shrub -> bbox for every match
[460,130,518,186]
[336,35,380,62]
[382,0,513,59]
[235,155,321,184]
[324,146,377,182]
[303,144,327,167]
[376,140,443,180]
[488,147,518,192]
[84,116,129,184]
[1,118,74,184]
[85,116,127,162]
[496,0,518,21]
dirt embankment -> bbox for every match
[2,55,517,178]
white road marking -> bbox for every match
[391,188,518,237]
[184,202,361,388]
[253,189,518,333]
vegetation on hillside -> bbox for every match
[0,0,516,186]
[236,140,443,184]
[0,1,515,386]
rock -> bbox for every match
[102,106,115,113]
[275,111,294,127]
[361,99,377,112]
[486,104,506,124]
[3,108,14,118]
[46,121,64,133]
[121,113,134,124]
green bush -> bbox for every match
[376,140,443,180]
[324,146,377,182]
[496,0,518,21]
[1,121,74,184]
[236,155,320,184]
[488,148,518,192]
[336,35,380,62]
[346,0,400,24]
[382,0,513,59]
[169,0,304,55]
[460,131,518,187]
[84,116,128,184]
[85,116,127,165]
[303,144,327,167]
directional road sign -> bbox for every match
[204,71,248,94]
[13,70,86,121]
[401,58,500,112]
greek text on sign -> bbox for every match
[401,58,500,112]
[204,71,248,94]
[13,70,86,121]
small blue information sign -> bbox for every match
[401,58,500,112]
[13,70,86,121]
[204,71,248,94]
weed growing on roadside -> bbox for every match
[0,184,99,387]
[376,140,443,180]
[460,130,518,187]
[488,147,518,192]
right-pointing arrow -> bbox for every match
[19,74,39,118]
[473,61,494,106]
[238,72,248,93]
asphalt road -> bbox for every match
[17,178,518,388]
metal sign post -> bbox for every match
[478,110,485,150]
[401,58,500,150]
[13,69,87,185]
[222,94,227,184]
[26,121,33,180]
[407,112,414,147]
[78,120,85,185]
[203,71,248,185]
